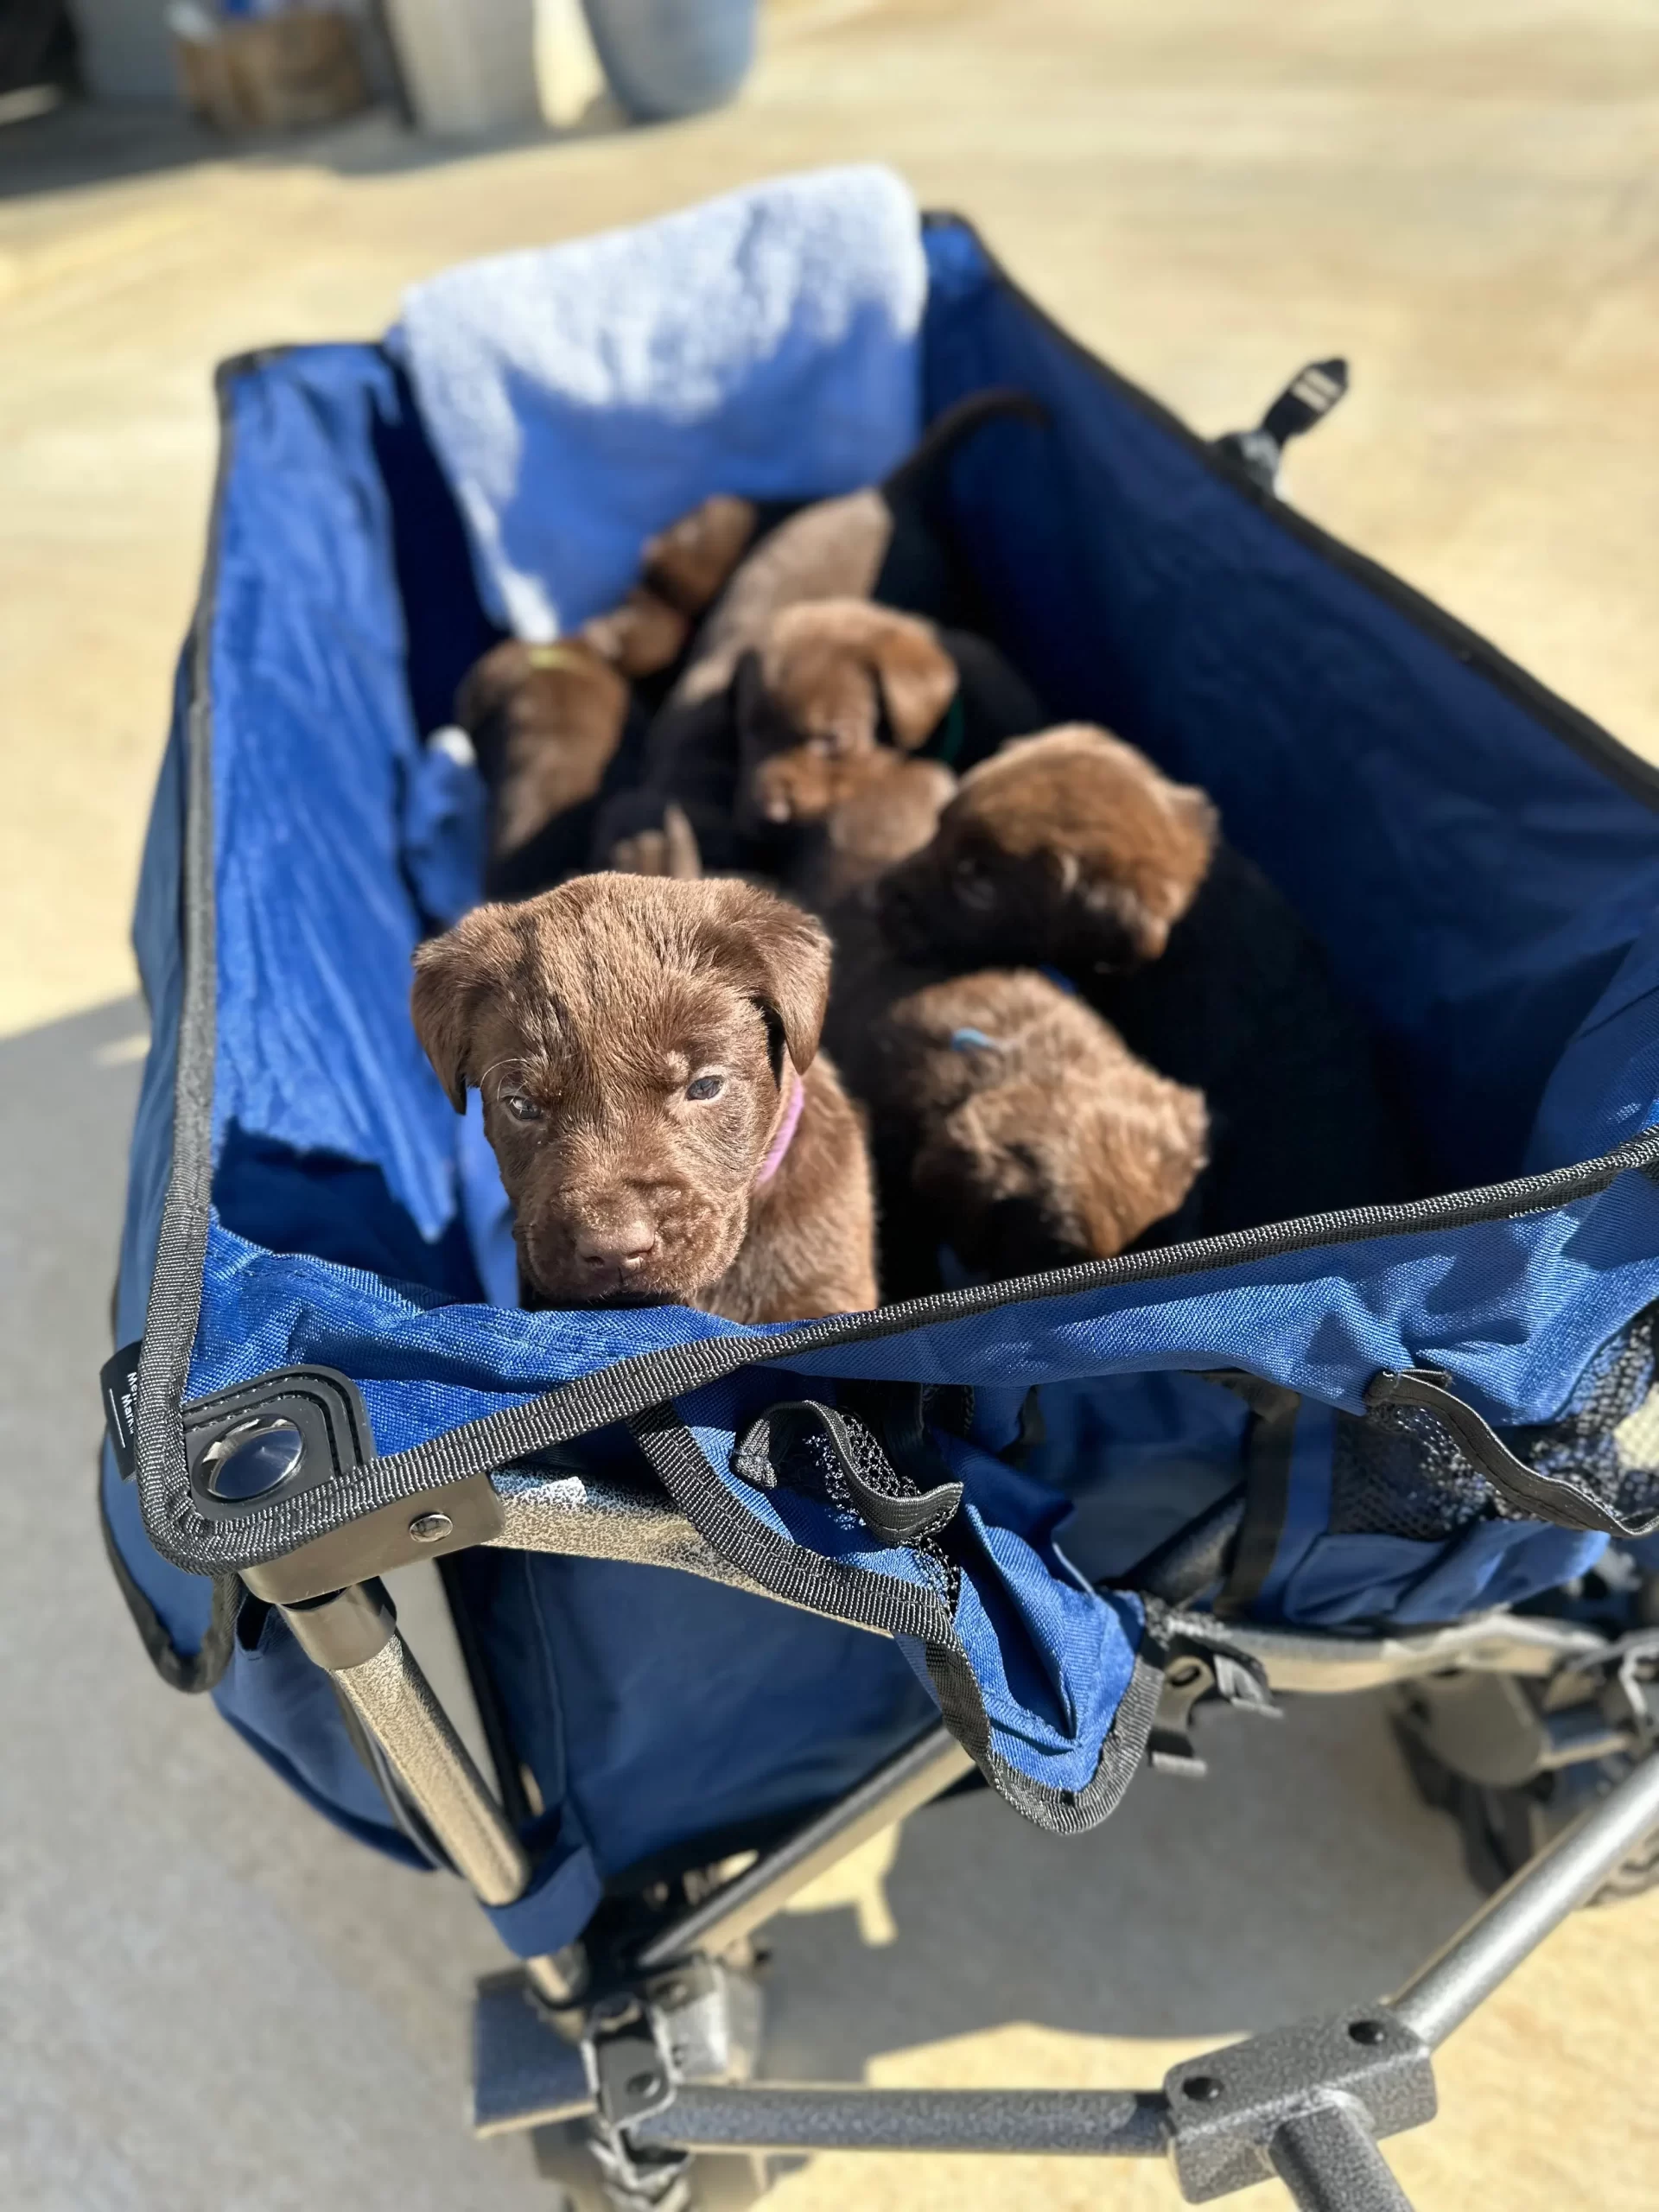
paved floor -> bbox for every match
[3,3,1658,2206]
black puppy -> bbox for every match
[879,726,1406,1235]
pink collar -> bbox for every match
[754,1068,804,1188]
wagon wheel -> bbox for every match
[531,2124,772,2210]
[1391,1711,1659,1904]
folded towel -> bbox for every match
[401,727,488,928]
[390,164,927,641]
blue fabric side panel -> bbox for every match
[786,1165,1659,1427]
[105,668,219,1659]
[495,1551,937,1878]
[1027,1372,1249,1580]
[101,1443,213,1660]
[1528,917,1659,1170]
[942,1444,1145,1794]
[656,1391,1147,1801]
[920,220,1659,1190]
[188,1157,1659,1458]
[484,1843,604,1961]
[1276,1522,1607,1630]
[188,1217,753,1450]
[213,1605,424,1862]
[118,666,190,1356]
[208,347,461,1247]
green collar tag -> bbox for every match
[929,693,967,767]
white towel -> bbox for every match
[391,164,927,641]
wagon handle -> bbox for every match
[1215,358,1349,495]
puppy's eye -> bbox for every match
[952,857,997,912]
[685,1074,724,1102]
[501,1093,543,1123]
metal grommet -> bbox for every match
[200,1417,305,1502]
[408,1510,454,1544]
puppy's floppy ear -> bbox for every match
[1072,1070,1209,1255]
[1170,779,1221,851]
[867,611,958,750]
[644,494,759,615]
[410,906,513,1111]
[710,880,833,1073]
[454,641,528,734]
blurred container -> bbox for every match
[579,0,753,121]
[537,0,606,129]
[379,0,540,133]
[67,0,175,98]
[169,4,369,128]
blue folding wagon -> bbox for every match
[101,168,1659,2210]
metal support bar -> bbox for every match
[1224,1612,1604,1693]
[634,1724,975,1968]
[625,2084,1169,2158]
[281,1585,531,1908]
[487,1465,817,1614]
[1268,2106,1416,2212]
[1391,1749,1659,2048]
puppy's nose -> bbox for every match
[575,1222,658,1273]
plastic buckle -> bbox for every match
[1148,1621,1279,1779]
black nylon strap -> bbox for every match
[1366,1369,1659,1539]
[1210,1374,1301,1618]
[733,1396,964,1546]
[629,1400,949,1643]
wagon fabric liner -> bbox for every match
[103,167,1659,1967]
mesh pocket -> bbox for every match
[1329,1405,1496,1540]
[777,1409,963,1612]
[1331,1305,1659,1540]
[1509,1311,1659,1530]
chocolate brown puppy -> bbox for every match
[880,725,1217,973]
[868,971,1208,1279]
[580,588,692,681]
[578,495,763,680]
[671,388,1046,710]
[735,601,1047,833]
[455,639,636,898]
[410,874,877,1321]
[734,601,957,828]
[786,753,957,911]
[643,493,760,616]
[879,724,1402,1234]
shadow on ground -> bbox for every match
[0,92,634,204]
[762,1694,1477,2085]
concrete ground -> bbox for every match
[3,2,1659,2206]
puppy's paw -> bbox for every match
[608,804,702,880]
